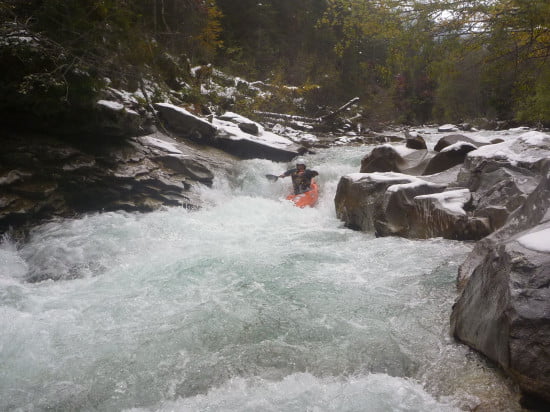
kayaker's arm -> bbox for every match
[279,169,296,179]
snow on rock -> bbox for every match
[415,189,471,216]
[467,131,550,166]
[438,124,459,132]
[154,103,217,139]
[212,118,294,149]
[97,100,125,111]
[345,171,414,184]
[335,171,489,239]
[517,227,550,253]
[440,141,478,153]
[217,112,264,135]
[138,135,183,155]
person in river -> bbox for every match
[279,158,319,195]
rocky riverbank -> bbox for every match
[2,102,549,407]
[334,127,550,407]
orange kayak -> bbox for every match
[286,180,319,208]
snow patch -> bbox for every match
[97,100,124,111]
[517,228,550,253]
[212,118,293,149]
[415,189,471,216]
[440,142,477,153]
[140,136,183,154]
[468,131,550,165]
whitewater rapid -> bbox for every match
[0,142,521,411]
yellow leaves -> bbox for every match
[197,0,224,55]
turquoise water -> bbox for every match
[0,146,519,411]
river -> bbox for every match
[0,138,522,411]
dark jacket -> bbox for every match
[282,168,319,194]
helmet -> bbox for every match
[295,157,306,168]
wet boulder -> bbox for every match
[211,116,304,162]
[360,145,434,176]
[94,100,153,138]
[451,154,550,404]
[155,103,217,139]
[451,223,550,404]
[0,132,228,235]
[360,145,407,173]
[456,131,550,232]
[218,111,261,136]
[335,171,492,240]
[438,124,459,133]
[412,189,490,240]
[156,104,303,162]
[433,134,485,152]
[404,130,427,150]
[335,173,444,235]
[422,142,477,175]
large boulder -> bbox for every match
[451,153,550,404]
[422,142,477,175]
[155,103,217,139]
[413,189,491,240]
[0,132,230,237]
[456,131,550,232]
[433,134,485,152]
[94,100,153,138]
[156,104,303,162]
[360,145,406,173]
[334,172,490,240]
[213,117,304,162]
[404,130,427,150]
[360,145,434,175]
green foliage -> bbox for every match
[1,0,549,129]
[515,65,550,126]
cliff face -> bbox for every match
[0,131,227,239]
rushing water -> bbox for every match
[0,141,522,411]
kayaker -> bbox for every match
[279,158,319,195]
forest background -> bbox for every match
[1,0,549,131]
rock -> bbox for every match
[0,170,32,186]
[335,172,451,236]
[0,131,231,235]
[155,102,217,139]
[438,124,459,132]
[360,145,434,176]
[238,122,260,135]
[153,155,214,185]
[456,131,550,232]
[422,142,477,175]
[433,134,485,152]
[451,223,550,403]
[412,189,490,240]
[458,123,473,131]
[156,105,302,162]
[212,117,304,162]
[404,130,427,150]
[360,145,406,173]
[451,159,550,404]
[218,111,262,136]
[94,100,152,138]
